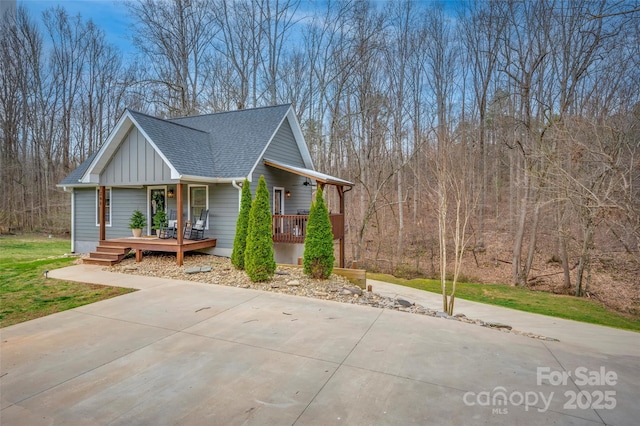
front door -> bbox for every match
[149,187,166,236]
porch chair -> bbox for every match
[157,210,177,239]
[184,209,209,240]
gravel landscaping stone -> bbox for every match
[104,252,559,341]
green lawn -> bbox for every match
[0,234,135,328]
[4,234,637,332]
[368,273,640,332]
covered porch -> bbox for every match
[95,183,212,266]
[265,159,353,267]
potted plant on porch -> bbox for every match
[129,209,147,237]
[152,209,168,238]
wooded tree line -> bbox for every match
[1,0,638,293]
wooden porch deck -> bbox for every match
[84,237,217,266]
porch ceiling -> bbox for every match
[264,158,353,187]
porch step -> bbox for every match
[84,244,131,266]
[83,258,120,266]
[90,252,122,260]
[95,246,130,254]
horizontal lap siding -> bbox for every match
[73,185,239,252]
[107,188,147,238]
[74,187,147,248]
[102,127,173,186]
[208,183,239,249]
[154,183,238,249]
[74,188,99,242]
[253,118,313,214]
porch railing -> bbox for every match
[272,214,344,243]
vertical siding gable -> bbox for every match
[253,118,313,214]
[101,126,173,185]
[263,118,306,167]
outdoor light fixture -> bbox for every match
[285,190,291,198]
[168,189,175,198]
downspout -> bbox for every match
[69,188,75,253]
[232,180,243,211]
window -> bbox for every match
[189,185,208,228]
[96,188,112,226]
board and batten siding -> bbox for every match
[101,126,173,185]
[252,118,313,214]
[73,187,147,253]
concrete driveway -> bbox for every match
[1,265,638,425]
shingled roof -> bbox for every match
[59,104,306,186]
[170,104,292,178]
[129,110,216,178]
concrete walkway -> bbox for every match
[1,265,638,425]
[369,279,640,357]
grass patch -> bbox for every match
[0,234,135,328]
[368,273,640,332]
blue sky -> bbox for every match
[16,0,462,58]
[19,0,134,54]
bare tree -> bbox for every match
[212,0,261,109]
[257,0,301,106]
[497,0,555,286]
[127,0,217,116]
[460,1,506,251]
[0,6,42,230]
[420,3,462,311]
[383,0,420,269]
[42,7,90,174]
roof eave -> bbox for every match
[264,158,353,187]
[57,183,97,190]
[178,174,248,184]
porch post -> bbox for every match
[99,185,106,242]
[176,183,184,266]
[338,185,345,268]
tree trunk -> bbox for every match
[512,166,529,286]
[396,168,404,268]
[560,232,571,289]
[575,218,594,297]
[523,202,541,283]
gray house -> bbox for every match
[58,104,353,266]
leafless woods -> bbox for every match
[1,0,638,295]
